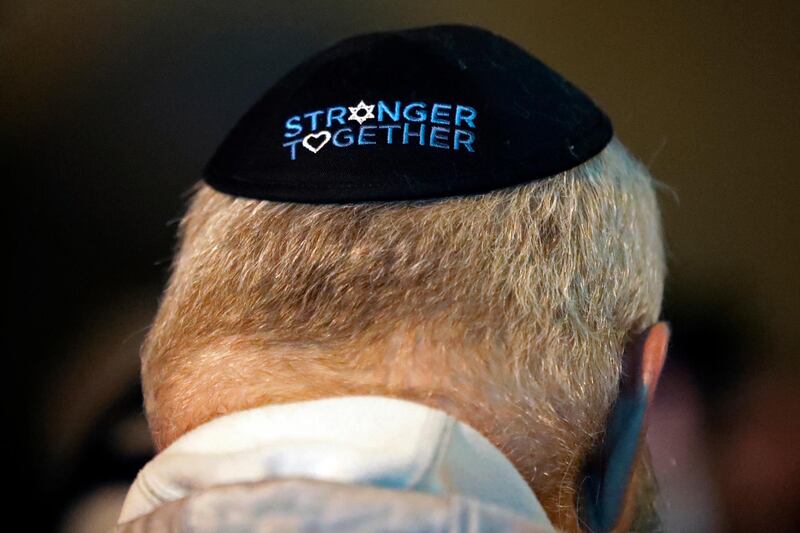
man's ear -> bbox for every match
[580,322,670,532]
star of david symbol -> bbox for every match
[347,100,375,124]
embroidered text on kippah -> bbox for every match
[282,100,478,160]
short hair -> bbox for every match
[142,138,665,525]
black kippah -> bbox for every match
[204,24,613,203]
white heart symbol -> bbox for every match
[302,130,332,154]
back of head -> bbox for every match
[142,137,665,527]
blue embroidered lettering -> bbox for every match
[303,110,325,131]
[282,138,303,159]
[283,100,478,158]
[430,103,452,125]
[403,123,426,145]
[403,102,427,122]
[454,105,477,128]
[429,126,450,149]
[377,101,401,122]
[326,107,348,128]
[379,124,400,144]
[358,125,377,145]
[285,116,302,138]
[453,129,475,152]
[332,127,354,147]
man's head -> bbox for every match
[141,136,666,530]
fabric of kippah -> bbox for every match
[204,24,613,203]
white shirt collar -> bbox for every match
[119,395,551,526]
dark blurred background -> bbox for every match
[5,2,799,531]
